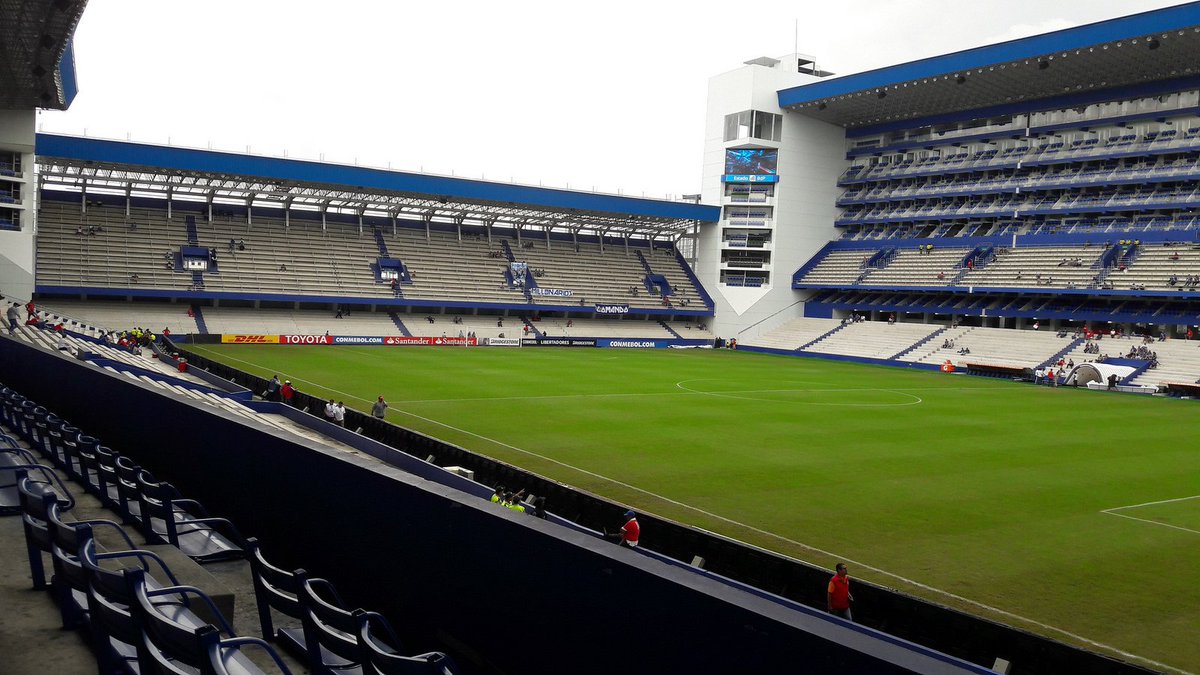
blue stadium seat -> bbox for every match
[356,611,457,675]
[114,454,145,526]
[130,571,292,675]
[246,537,310,660]
[134,471,246,563]
[297,577,365,675]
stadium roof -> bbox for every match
[35,134,720,238]
[0,0,85,110]
[778,2,1200,131]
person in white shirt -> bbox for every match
[333,401,346,427]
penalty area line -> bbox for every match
[1101,495,1200,537]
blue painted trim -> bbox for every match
[58,39,78,109]
[737,345,944,371]
[34,134,720,223]
[846,75,1200,138]
[777,3,1200,108]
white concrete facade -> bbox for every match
[697,54,845,342]
[0,109,38,303]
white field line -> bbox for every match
[1102,494,1200,512]
[1102,511,1200,536]
[1101,495,1200,536]
[186,346,1191,674]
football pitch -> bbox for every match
[189,344,1200,673]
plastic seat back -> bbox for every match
[48,506,92,629]
[357,611,458,675]
[114,455,144,525]
[132,572,223,675]
[17,473,59,589]
[299,578,362,675]
[247,537,308,639]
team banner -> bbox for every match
[282,335,333,345]
[594,304,629,314]
[529,288,573,297]
[221,334,279,344]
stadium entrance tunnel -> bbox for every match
[1066,363,1134,388]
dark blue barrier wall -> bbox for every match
[1,337,1002,675]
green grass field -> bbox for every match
[190,344,1200,673]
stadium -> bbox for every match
[2,2,1200,674]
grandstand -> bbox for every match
[5,1,1200,673]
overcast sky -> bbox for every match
[37,0,1188,200]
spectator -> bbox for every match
[265,375,281,401]
[6,302,19,334]
[827,563,854,621]
[324,399,337,423]
[238,239,246,251]
[608,510,640,548]
[279,264,287,272]
[129,273,140,284]
[281,380,295,406]
[503,492,527,514]
[489,484,506,504]
[333,401,346,427]
[371,396,388,419]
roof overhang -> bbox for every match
[0,0,86,110]
[778,2,1200,130]
[35,134,720,237]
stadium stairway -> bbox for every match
[184,214,199,245]
[1120,360,1154,384]
[522,317,542,338]
[1038,337,1086,370]
[635,249,653,275]
[372,224,389,256]
[796,321,848,351]
[387,311,412,337]
[658,320,682,338]
[891,326,947,360]
[191,304,209,334]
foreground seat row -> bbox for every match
[2,382,458,675]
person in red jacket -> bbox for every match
[827,563,854,621]
[280,380,295,406]
[608,510,640,548]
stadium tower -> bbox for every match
[701,3,1200,345]
[0,0,83,301]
